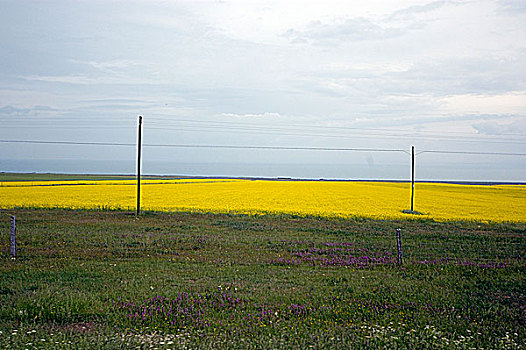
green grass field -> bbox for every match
[0,172,182,182]
[1,207,525,349]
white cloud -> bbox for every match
[281,0,458,46]
[22,75,100,85]
[74,60,149,73]
[472,119,526,136]
[220,112,281,119]
[21,72,158,86]
[0,105,57,115]
[440,93,526,115]
[497,0,526,15]
[283,17,404,45]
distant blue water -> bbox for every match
[0,158,524,182]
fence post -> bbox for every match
[10,215,17,258]
[396,228,402,266]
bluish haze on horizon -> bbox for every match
[0,0,525,181]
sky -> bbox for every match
[0,0,525,180]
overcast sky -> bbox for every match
[0,0,525,180]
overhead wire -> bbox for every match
[145,116,526,137]
[145,125,526,145]
[1,115,525,147]
[416,150,526,156]
[5,122,522,144]
[2,115,525,140]
[1,139,525,157]
[0,139,407,154]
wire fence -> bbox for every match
[4,212,523,268]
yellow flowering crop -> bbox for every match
[0,179,524,222]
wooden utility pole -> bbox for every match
[411,145,415,212]
[136,115,143,216]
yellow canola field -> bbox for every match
[1,179,525,222]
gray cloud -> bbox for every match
[0,105,58,116]
[283,18,404,45]
[385,55,526,96]
[388,0,450,21]
[294,53,526,102]
[336,113,517,129]
[283,1,458,46]
[498,0,526,15]
[472,119,526,136]
[221,112,281,119]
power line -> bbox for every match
[417,150,526,156]
[0,140,135,147]
[145,143,409,153]
[146,116,526,138]
[0,139,407,154]
[145,119,526,142]
[1,139,526,156]
[2,122,524,145]
[1,126,135,129]
[146,125,526,145]
[3,115,525,139]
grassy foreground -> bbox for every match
[0,208,525,349]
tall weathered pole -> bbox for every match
[136,115,143,216]
[411,145,415,212]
